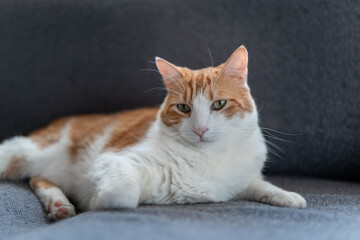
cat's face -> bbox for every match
[156,46,255,144]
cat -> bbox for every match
[0,46,306,220]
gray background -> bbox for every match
[0,0,359,180]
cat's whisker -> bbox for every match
[171,77,186,94]
[224,126,297,144]
[261,127,301,136]
[166,89,182,96]
[257,102,264,113]
[142,86,182,97]
[168,68,186,93]
[139,68,186,94]
[142,87,167,94]
[266,146,282,159]
[265,140,285,154]
[206,42,214,67]
[263,132,295,144]
[138,68,164,75]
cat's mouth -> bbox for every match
[196,137,214,143]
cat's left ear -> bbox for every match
[218,45,248,85]
[155,57,183,88]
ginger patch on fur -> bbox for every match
[2,156,27,180]
[30,117,70,149]
[104,108,158,151]
[69,114,117,157]
[30,177,56,190]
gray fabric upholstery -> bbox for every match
[2,176,360,240]
[0,0,359,180]
[0,182,47,237]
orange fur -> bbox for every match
[2,156,26,180]
[28,108,159,160]
[103,108,158,151]
[30,117,70,149]
[69,114,117,157]
[30,177,56,190]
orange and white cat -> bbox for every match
[0,46,306,220]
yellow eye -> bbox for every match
[177,104,191,113]
[211,100,227,110]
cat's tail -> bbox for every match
[0,136,39,180]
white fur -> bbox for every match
[0,92,306,211]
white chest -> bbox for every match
[140,137,265,204]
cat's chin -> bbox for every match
[185,137,216,145]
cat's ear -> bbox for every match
[155,57,183,87]
[218,45,248,85]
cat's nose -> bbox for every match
[193,128,208,138]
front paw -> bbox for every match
[89,183,140,210]
[259,191,307,209]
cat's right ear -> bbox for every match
[155,57,183,88]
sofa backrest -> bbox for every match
[0,0,359,180]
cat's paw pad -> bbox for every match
[260,191,307,209]
[47,199,76,220]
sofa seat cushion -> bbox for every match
[2,176,360,240]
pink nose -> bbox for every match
[193,128,209,138]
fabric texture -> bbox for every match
[2,176,360,240]
[0,0,359,180]
[0,181,47,237]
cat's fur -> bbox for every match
[0,46,306,220]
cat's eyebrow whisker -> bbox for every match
[142,87,168,94]
[204,41,216,91]
[139,68,186,94]
[168,68,186,93]
[139,68,161,73]
[206,42,214,67]
[166,88,182,96]
[172,79,186,94]
[143,87,182,97]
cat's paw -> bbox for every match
[47,199,76,220]
[259,191,307,209]
[89,184,140,210]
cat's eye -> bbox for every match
[177,104,191,113]
[211,100,227,110]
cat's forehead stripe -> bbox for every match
[182,67,220,101]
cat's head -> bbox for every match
[156,46,257,144]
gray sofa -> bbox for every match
[1,0,359,239]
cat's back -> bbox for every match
[29,107,159,157]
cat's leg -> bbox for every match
[239,178,307,209]
[29,177,75,220]
[89,154,141,210]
